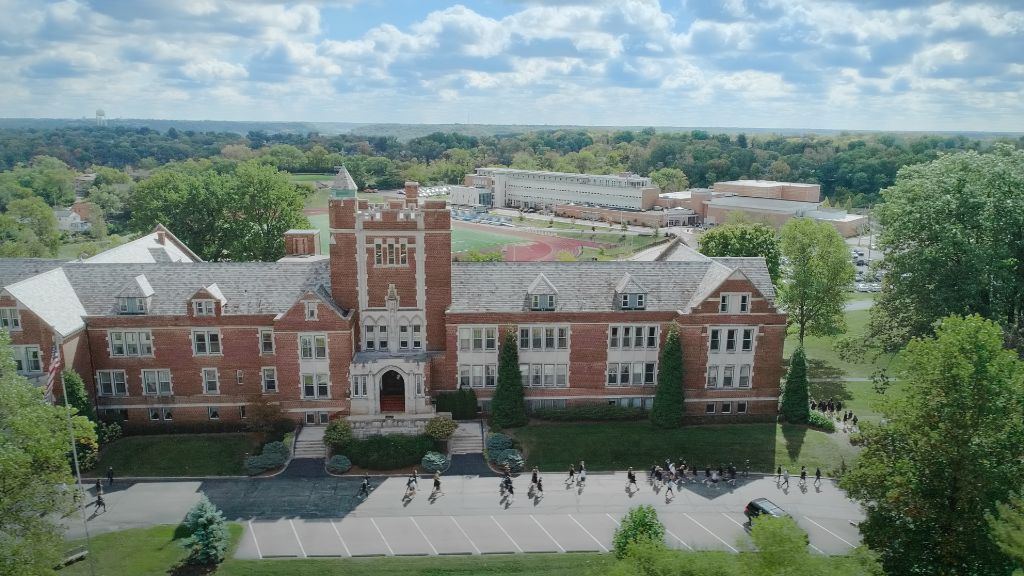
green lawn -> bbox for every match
[307,213,330,254]
[90,433,261,477]
[511,421,858,476]
[451,227,525,253]
[289,173,334,183]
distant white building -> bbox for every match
[468,168,661,211]
[448,185,492,208]
[54,207,91,233]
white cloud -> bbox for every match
[181,58,249,82]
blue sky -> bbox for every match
[0,0,1022,131]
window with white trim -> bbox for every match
[109,330,153,357]
[399,240,408,265]
[737,401,748,414]
[458,364,498,388]
[141,369,172,396]
[607,362,654,387]
[192,330,221,356]
[706,365,718,388]
[739,364,751,388]
[723,365,735,388]
[709,329,720,352]
[193,300,215,316]
[364,323,375,350]
[740,294,749,312]
[609,325,658,349]
[205,369,221,394]
[515,363,568,387]
[399,323,409,350]
[235,369,243,386]
[0,308,21,330]
[374,240,383,265]
[518,326,569,350]
[301,373,330,399]
[530,294,556,311]
[208,406,220,420]
[260,329,275,354]
[719,293,751,314]
[299,334,327,359]
[261,367,278,392]
[721,402,732,414]
[117,297,148,315]
[725,329,737,352]
[719,294,729,313]
[619,293,646,310]
[352,375,368,397]
[459,326,497,351]
[742,328,754,352]
[96,370,127,396]
[377,325,388,350]
[706,402,716,414]
[412,324,422,349]
[12,345,42,374]
[305,302,318,320]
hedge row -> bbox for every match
[114,418,296,437]
[532,404,648,422]
[245,441,289,475]
[434,389,478,420]
[807,411,836,433]
[343,434,436,470]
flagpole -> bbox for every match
[55,338,97,576]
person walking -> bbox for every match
[776,465,782,484]
[106,466,114,487]
[814,467,822,487]
[94,492,106,513]
[799,465,807,487]
[536,475,544,498]
[506,476,515,502]
[781,468,790,489]
[567,463,576,486]
[406,474,418,499]
[664,475,675,500]
[578,461,587,487]
[94,479,102,495]
[531,466,539,489]
[358,473,371,499]
[432,471,444,498]
[654,466,663,488]
[627,467,638,493]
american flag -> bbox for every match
[43,343,61,402]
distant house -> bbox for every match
[54,206,91,233]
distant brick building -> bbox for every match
[0,168,785,432]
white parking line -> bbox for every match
[491,515,523,553]
[569,514,608,553]
[410,517,438,555]
[721,513,746,529]
[530,515,565,553]
[804,516,856,549]
[451,517,481,555]
[371,518,395,556]
[684,513,738,552]
[665,529,694,551]
[606,513,620,526]
[289,519,307,558]
[248,520,263,559]
[328,520,351,557]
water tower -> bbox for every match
[95,109,106,126]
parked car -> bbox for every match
[744,498,788,522]
[856,258,866,266]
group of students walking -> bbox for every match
[776,465,822,489]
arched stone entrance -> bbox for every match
[379,370,406,413]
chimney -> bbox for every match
[283,229,321,257]
[404,181,419,207]
[156,231,166,245]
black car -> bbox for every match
[744,498,788,521]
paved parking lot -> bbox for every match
[236,510,860,558]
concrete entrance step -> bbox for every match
[450,421,484,454]
[293,426,327,459]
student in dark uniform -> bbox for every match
[814,467,822,487]
[358,473,371,498]
[536,475,544,498]
[626,467,638,492]
[567,463,576,486]
[431,471,443,498]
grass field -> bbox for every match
[289,173,334,183]
[89,434,261,477]
[307,213,330,253]
[451,227,525,253]
[511,421,859,475]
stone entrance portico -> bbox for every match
[349,351,436,417]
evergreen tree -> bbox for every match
[650,326,684,428]
[183,495,230,565]
[780,347,810,424]
[491,330,527,429]
[61,369,95,422]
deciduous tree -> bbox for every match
[62,369,95,422]
[649,167,689,192]
[779,218,855,345]
[491,330,527,429]
[841,315,1024,576]
[989,493,1024,576]
[698,223,782,286]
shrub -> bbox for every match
[487,449,524,472]
[612,505,666,559]
[421,451,449,473]
[327,455,352,474]
[424,415,457,441]
[435,389,478,420]
[63,369,96,422]
[781,347,811,424]
[486,432,514,451]
[346,434,435,470]
[182,495,229,565]
[807,411,836,432]
[323,419,353,451]
[97,421,122,445]
[244,441,289,475]
[650,327,684,428]
[491,331,527,428]
[533,404,647,421]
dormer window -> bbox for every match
[193,300,215,316]
[305,302,318,320]
[531,294,556,311]
[118,297,148,315]
[615,273,648,311]
[719,293,751,314]
[619,293,646,310]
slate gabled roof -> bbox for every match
[526,273,558,295]
[0,258,66,290]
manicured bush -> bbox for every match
[424,415,458,441]
[781,347,811,424]
[183,495,229,565]
[345,434,435,470]
[98,420,123,445]
[807,411,836,433]
[486,432,514,451]
[613,505,666,559]
[487,448,524,472]
[650,327,684,428]
[533,404,647,421]
[244,440,289,475]
[421,451,449,473]
[323,419,353,452]
[435,389,478,420]
[327,455,352,474]
[491,331,527,428]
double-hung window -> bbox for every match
[741,329,754,352]
[109,330,153,357]
[739,294,749,312]
[557,327,568,349]
[96,370,127,396]
[305,302,318,320]
[609,326,619,348]
[706,365,719,388]
[142,369,172,396]
[365,325,375,350]
[193,330,221,355]
[261,367,278,392]
[399,325,409,349]
[739,365,751,388]
[299,334,327,359]
[412,325,422,349]
[0,308,21,330]
[302,373,329,399]
[709,329,721,352]
[352,375,368,397]
[202,368,219,394]
[12,346,42,373]
[644,362,656,385]
[646,326,657,348]
[723,366,735,388]
[374,241,383,265]
[720,295,730,313]
[193,300,215,316]
[260,329,275,354]
[725,329,737,352]
[377,325,388,350]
